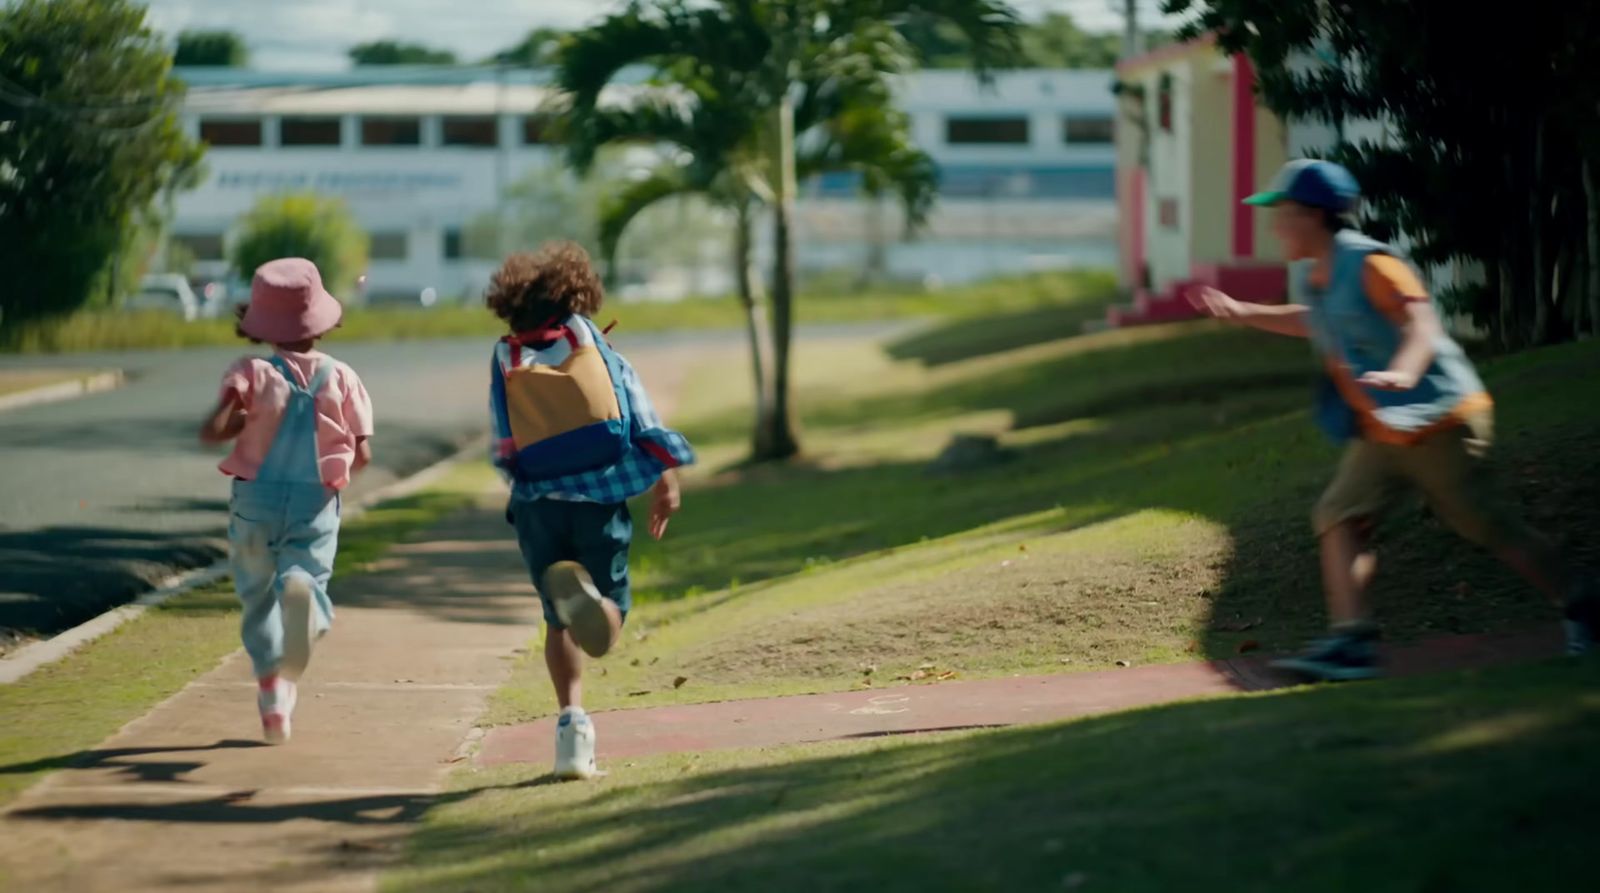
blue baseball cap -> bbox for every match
[1244,159,1360,213]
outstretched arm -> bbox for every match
[1187,286,1311,338]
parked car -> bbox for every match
[199,276,251,319]
[126,274,200,321]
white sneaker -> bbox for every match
[544,562,614,658]
[279,572,318,681]
[553,706,602,780]
[259,675,297,745]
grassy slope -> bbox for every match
[390,659,1600,893]
[1,271,1110,354]
[0,464,495,808]
[485,310,1600,722]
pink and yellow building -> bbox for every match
[1110,34,1290,327]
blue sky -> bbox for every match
[144,0,1181,70]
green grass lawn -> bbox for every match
[389,658,1600,893]
[0,369,104,398]
[0,464,494,808]
[1,270,1112,354]
[485,312,1600,722]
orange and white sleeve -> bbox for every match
[1362,255,1430,324]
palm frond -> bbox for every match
[597,162,702,274]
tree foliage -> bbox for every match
[492,27,568,67]
[1169,0,1600,346]
[348,40,457,66]
[229,193,369,297]
[900,11,1121,69]
[173,28,248,66]
[0,0,204,327]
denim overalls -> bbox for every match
[230,356,339,678]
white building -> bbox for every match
[171,67,1118,301]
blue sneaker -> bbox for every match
[1270,627,1381,682]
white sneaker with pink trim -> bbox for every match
[258,674,298,744]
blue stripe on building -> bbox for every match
[809,165,1115,201]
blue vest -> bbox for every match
[1293,231,1487,436]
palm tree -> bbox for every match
[559,67,939,458]
[560,0,1021,460]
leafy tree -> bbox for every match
[348,40,457,66]
[1020,13,1120,68]
[0,0,203,328]
[173,28,248,66]
[1169,0,1600,346]
[230,193,369,297]
[560,0,1020,460]
[493,27,568,67]
[900,11,1121,69]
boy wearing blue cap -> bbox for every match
[1189,159,1596,681]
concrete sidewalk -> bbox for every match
[0,504,538,893]
[0,342,703,893]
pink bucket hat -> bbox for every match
[240,258,344,343]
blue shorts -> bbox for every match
[508,496,632,629]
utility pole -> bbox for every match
[1121,0,1144,58]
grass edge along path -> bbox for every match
[2,271,1114,354]
[387,657,1600,893]
[0,463,497,809]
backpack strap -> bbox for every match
[575,316,633,436]
[503,316,581,369]
[306,360,335,395]
[268,355,333,395]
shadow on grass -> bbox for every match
[886,301,1116,367]
[384,659,1600,892]
[12,661,1595,890]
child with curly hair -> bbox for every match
[485,241,694,779]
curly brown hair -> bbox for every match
[484,241,605,333]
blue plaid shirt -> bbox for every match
[489,317,695,505]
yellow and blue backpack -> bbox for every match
[490,317,633,481]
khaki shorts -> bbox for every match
[1312,412,1525,547]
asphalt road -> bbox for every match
[0,338,502,650]
[0,323,900,651]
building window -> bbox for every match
[361,117,421,146]
[1157,73,1174,132]
[1063,115,1114,145]
[1158,198,1179,229]
[441,116,498,148]
[369,232,408,261]
[443,228,463,260]
[945,116,1030,145]
[172,233,226,262]
[522,115,552,145]
[198,118,262,147]
[280,116,342,147]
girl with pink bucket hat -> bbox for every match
[198,257,375,744]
